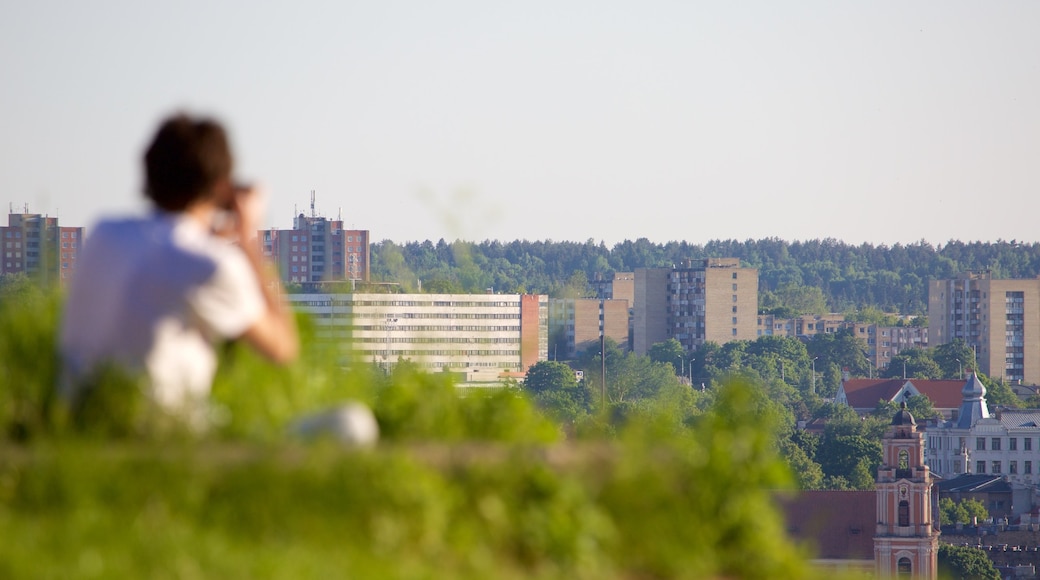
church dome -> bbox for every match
[891,402,916,426]
[962,372,987,398]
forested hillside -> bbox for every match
[371,237,1040,314]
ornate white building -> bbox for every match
[925,374,1040,493]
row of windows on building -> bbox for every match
[930,436,1040,452]
[373,349,521,357]
[283,233,363,242]
[346,325,522,333]
[349,300,522,308]
[313,312,520,320]
[351,337,520,344]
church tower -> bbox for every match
[874,403,939,579]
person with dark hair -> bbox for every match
[60,113,298,416]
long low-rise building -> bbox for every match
[289,293,548,383]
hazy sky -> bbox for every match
[2,2,1038,246]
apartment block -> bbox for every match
[260,203,369,286]
[549,298,630,360]
[289,292,548,383]
[633,258,758,355]
[1,210,83,286]
[758,313,928,371]
[929,271,1040,385]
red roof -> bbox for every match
[841,378,964,411]
[781,490,876,560]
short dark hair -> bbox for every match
[143,113,233,212]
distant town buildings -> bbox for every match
[929,271,1040,386]
[784,405,940,578]
[259,197,369,287]
[759,314,928,370]
[289,292,548,384]
[632,258,758,355]
[1,209,83,286]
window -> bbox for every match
[1011,461,1018,474]
[731,328,737,336]
[1026,461,1032,474]
[1010,438,1017,451]
[977,437,986,451]
[1026,438,1033,451]
[992,461,1001,474]
[732,272,737,279]
[977,460,986,473]
[898,557,912,577]
[348,236,353,242]
[898,500,909,527]
[992,438,1001,451]
[292,235,298,242]
[732,283,737,291]
[732,317,738,324]
[898,450,909,471]
[301,235,307,242]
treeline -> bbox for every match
[372,237,1040,313]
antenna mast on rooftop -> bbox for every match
[310,190,316,218]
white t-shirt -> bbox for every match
[60,213,265,409]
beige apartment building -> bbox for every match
[548,298,630,359]
[633,258,758,355]
[289,292,548,384]
[929,271,1040,385]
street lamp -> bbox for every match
[811,357,819,395]
[778,358,786,382]
[956,358,963,379]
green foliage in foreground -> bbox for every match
[1,284,848,579]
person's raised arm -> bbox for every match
[231,185,299,364]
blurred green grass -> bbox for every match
[0,282,822,579]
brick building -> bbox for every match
[259,198,369,287]
[1,210,83,286]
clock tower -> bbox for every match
[874,403,939,578]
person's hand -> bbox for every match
[231,184,267,243]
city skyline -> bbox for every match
[2,2,1038,246]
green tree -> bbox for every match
[523,361,589,423]
[523,361,579,395]
[816,434,881,490]
[881,348,941,380]
[978,373,1022,409]
[933,339,975,380]
[937,543,1000,580]
[647,339,685,376]
[939,497,970,525]
[760,283,828,315]
[778,433,824,490]
[960,498,989,523]
[806,328,870,394]
[905,394,941,421]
